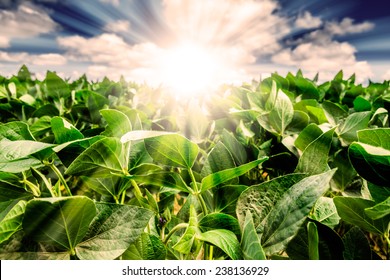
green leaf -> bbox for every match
[240,211,266,260]
[285,110,310,133]
[334,197,389,235]
[144,134,199,169]
[173,205,200,254]
[65,137,126,175]
[122,232,166,260]
[198,229,242,260]
[236,173,306,230]
[85,90,109,124]
[330,149,357,192]
[342,227,372,260]
[29,116,52,138]
[294,123,323,152]
[100,109,132,138]
[357,128,390,150]
[348,142,390,186]
[261,169,336,255]
[76,202,153,260]
[201,158,267,193]
[221,129,248,165]
[120,130,171,143]
[44,71,70,100]
[199,213,240,235]
[201,142,236,178]
[296,127,336,175]
[286,220,344,260]
[307,221,319,260]
[353,96,371,112]
[0,139,54,172]
[322,101,348,127]
[0,200,26,244]
[268,89,294,136]
[364,197,390,220]
[339,111,371,144]
[306,106,328,124]
[51,117,84,144]
[0,121,34,141]
[309,197,340,228]
[23,196,96,253]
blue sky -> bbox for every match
[1,0,390,85]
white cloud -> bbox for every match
[273,17,375,83]
[104,19,130,33]
[295,11,322,29]
[0,2,57,47]
[326,18,374,36]
[0,51,67,66]
[382,70,390,80]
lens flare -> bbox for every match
[158,42,223,98]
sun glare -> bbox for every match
[159,43,222,98]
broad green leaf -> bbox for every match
[121,130,171,143]
[285,110,310,133]
[348,142,390,186]
[76,202,153,260]
[0,121,34,141]
[23,197,96,253]
[286,220,344,260]
[0,139,54,172]
[221,129,248,165]
[214,185,248,215]
[357,128,390,150]
[65,137,126,175]
[51,116,84,144]
[85,90,109,124]
[201,158,268,193]
[0,139,54,161]
[368,183,390,203]
[268,89,294,136]
[201,142,236,178]
[306,106,328,124]
[296,127,335,175]
[338,111,371,144]
[307,221,319,260]
[240,211,266,260]
[29,116,52,138]
[198,229,242,260]
[261,169,335,255]
[131,172,190,193]
[199,213,240,235]
[294,123,323,151]
[309,197,340,228]
[342,227,372,260]
[122,232,166,260]
[44,71,70,100]
[236,173,306,230]
[322,101,348,127]
[353,96,371,112]
[144,134,199,169]
[330,149,357,192]
[0,185,32,203]
[173,205,200,254]
[0,200,26,244]
[81,175,121,198]
[334,197,390,235]
[128,141,153,170]
[32,104,59,118]
[364,197,390,220]
[100,109,132,138]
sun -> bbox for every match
[159,42,222,98]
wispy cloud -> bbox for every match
[0,2,57,48]
[295,11,322,29]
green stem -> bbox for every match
[120,190,126,204]
[48,162,72,196]
[163,223,188,244]
[209,245,214,260]
[21,172,40,197]
[188,168,208,215]
[385,234,390,260]
[130,179,143,200]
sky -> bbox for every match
[1,0,390,89]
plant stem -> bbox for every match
[47,162,72,196]
[188,168,208,215]
[209,245,214,260]
[163,223,188,244]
